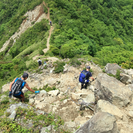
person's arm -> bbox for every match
[90,76,95,81]
[9,78,16,91]
[24,83,35,93]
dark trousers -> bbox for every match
[81,82,88,89]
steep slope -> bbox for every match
[0,4,48,53]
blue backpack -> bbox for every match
[79,71,88,83]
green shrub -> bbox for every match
[116,69,121,80]
[54,61,65,73]
[70,58,81,67]
[39,49,44,55]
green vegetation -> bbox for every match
[69,58,81,67]
[54,61,65,73]
[0,99,67,133]
[0,0,43,49]
[107,69,121,80]
[43,0,133,67]
[9,19,49,58]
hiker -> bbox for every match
[79,66,95,90]
[50,21,52,26]
[44,61,47,65]
[9,73,40,102]
[38,58,42,66]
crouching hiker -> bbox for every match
[9,73,40,102]
[79,66,95,90]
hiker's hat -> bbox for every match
[86,66,90,69]
[22,73,28,78]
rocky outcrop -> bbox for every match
[75,112,118,133]
[95,73,132,107]
[105,63,122,75]
[95,100,124,119]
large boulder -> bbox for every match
[95,73,132,107]
[95,100,124,119]
[75,112,118,133]
[105,63,122,75]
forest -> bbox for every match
[1,0,133,87]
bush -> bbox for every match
[39,49,44,55]
[69,58,81,67]
[54,61,65,73]
[116,69,120,80]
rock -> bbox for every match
[127,111,133,118]
[34,94,45,102]
[127,84,133,91]
[83,93,95,104]
[120,73,132,84]
[89,85,95,92]
[8,110,16,120]
[29,98,35,105]
[48,90,60,97]
[105,63,122,75]
[1,83,10,93]
[74,116,88,125]
[35,102,45,109]
[63,99,68,104]
[41,125,55,133]
[71,93,80,100]
[44,96,57,104]
[0,95,7,103]
[63,64,69,73]
[75,112,118,133]
[40,90,47,95]
[35,110,47,115]
[124,69,133,77]
[95,100,123,119]
[64,121,77,132]
[22,88,28,93]
[58,92,65,99]
[95,73,132,107]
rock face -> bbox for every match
[95,73,132,107]
[75,112,118,133]
[105,63,122,75]
[95,100,123,119]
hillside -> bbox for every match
[1,0,133,132]
[0,0,133,87]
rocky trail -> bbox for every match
[1,60,133,132]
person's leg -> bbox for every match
[20,92,24,102]
[84,82,88,89]
[13,92,24,102]
[81,83,84,90]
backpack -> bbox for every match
[38,61,42,66]
[11,78,24,95]
[79,70,88,83]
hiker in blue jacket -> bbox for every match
[9,73,40,102]
[79,66,94,90]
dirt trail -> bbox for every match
[42,2,54,54]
